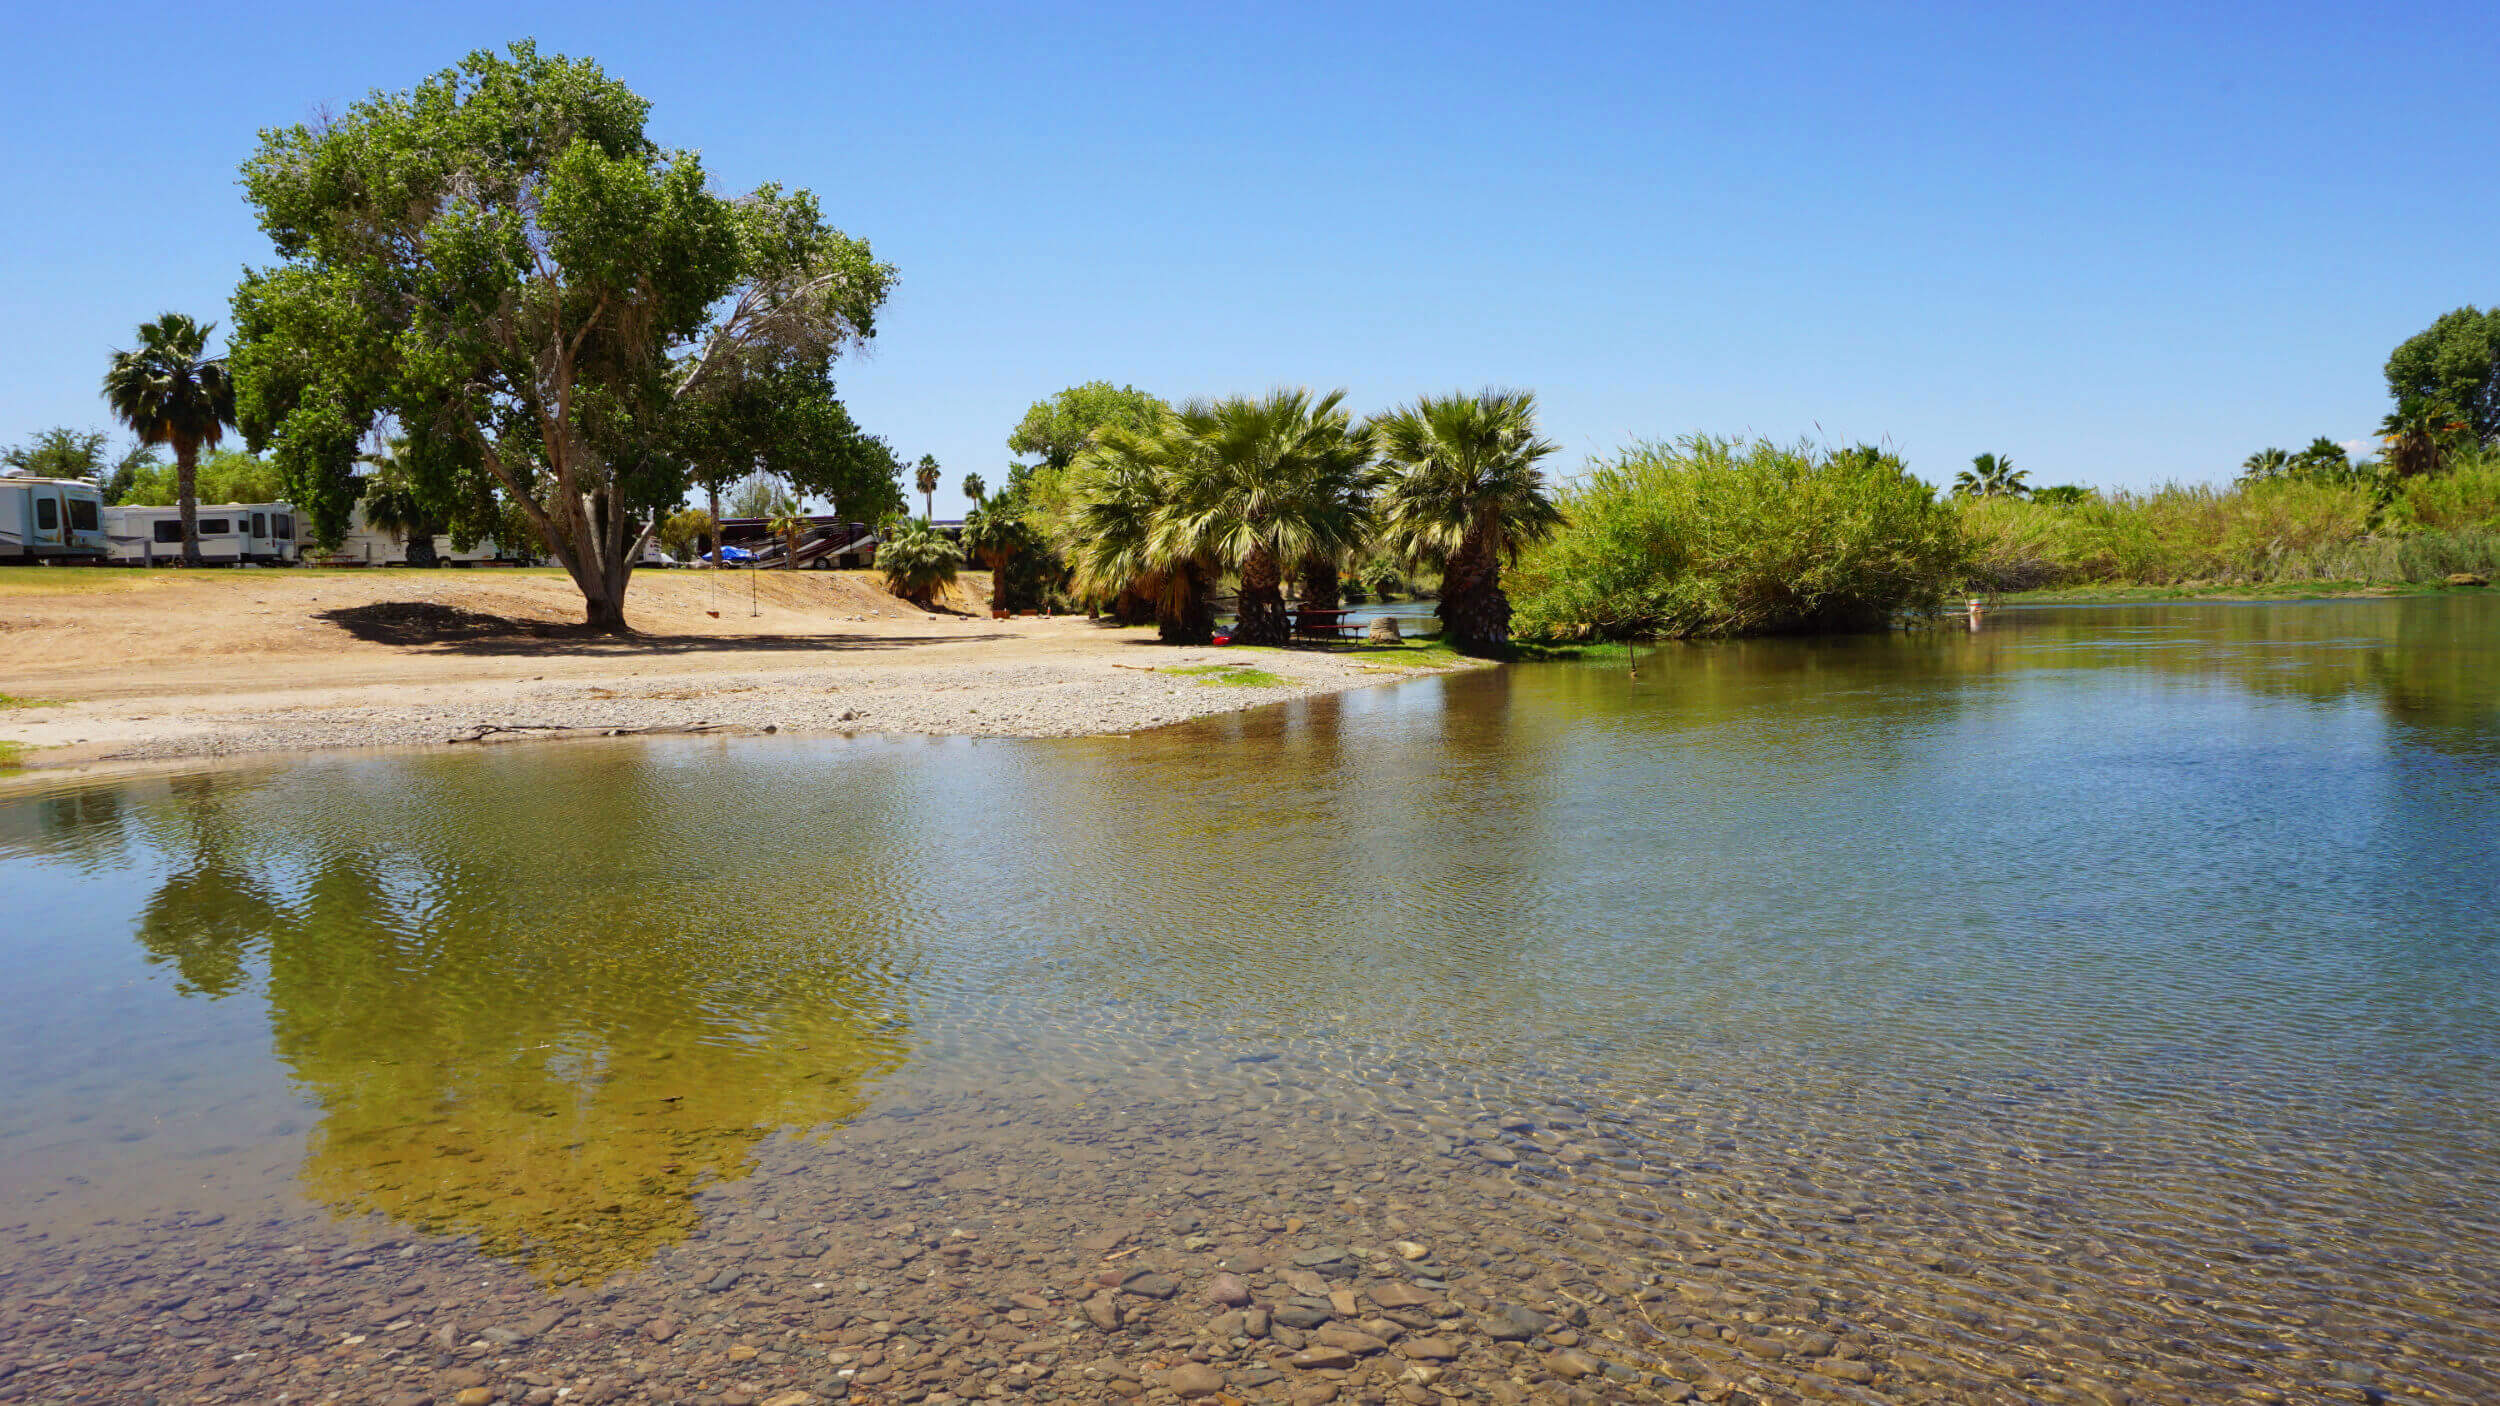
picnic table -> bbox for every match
[1291,606,1363,640]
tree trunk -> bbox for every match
[1298,554,1341,611]
[176,441,201,566]
[1437,528,1510,653]
[1157,560,1214,645]
[707,484,722,566]
[405,529,440,568]
[1233,547,1290,645]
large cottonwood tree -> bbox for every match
[230,41,894,629]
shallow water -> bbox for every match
[1,598,2495,1405]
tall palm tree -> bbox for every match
[1156,390,1376,646]
[1066,421,1210,640]
[961,472,986,504]
[914,455,941,521]
[1372,390,1564,653]
[102,314,236,566]
[961,500,1034,614]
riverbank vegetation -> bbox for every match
[1509,437,1965,638]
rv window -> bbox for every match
[35,499,58,531]
[69,499,99,531]
[274,514,294,539]
[154,521,183,544]
[252,513,267,537]
[198,519,230,535]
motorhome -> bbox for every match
[296,503,510,566]
[0,477,109,562]
[103,503,299,565]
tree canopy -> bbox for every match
[2385,307,2500,447]
[229,41,894,629]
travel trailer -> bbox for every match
[297,502,509,566]
[0,477,108,562]
[103,502,299,565]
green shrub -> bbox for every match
[1511,437,1968,638]
[2388,455,2500,533]
[875,517,962,606]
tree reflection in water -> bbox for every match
[118,757,913,1283]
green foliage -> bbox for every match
[1008,382,1171,473]
[228,41,893,629]
[115,448,287,507]
[1512,437,1967,639]
[2386,452,2500,532]
[2031,484,2092,505]
[102,313,238,562]
[912,454,940,519]
[1960,479,2390,590]
[2385,306,2500,445]
[1161,663,1287,687]
[2,428,107,480]
[656,507,714,562]
[875,515,961,605]
[1371,391,1565,651]
[961,473,985,504]
[1953,452,2028,498]
[2379,399,2471,479]
[961,499,1037,609]
[723,472,782,519]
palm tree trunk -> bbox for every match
[707,483,722,566]
[1157,560,1215,645]
[176,441,201,566]
[1298,554,1341,611]
[1437,528,1511,653]
[406,527,440,568]
[1234,547,1290,645]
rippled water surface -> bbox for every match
[2,598,2495,1405]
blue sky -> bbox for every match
[3,1,2493,515]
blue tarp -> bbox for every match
[707,546,756,564]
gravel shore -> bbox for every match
[7,646,1474,769]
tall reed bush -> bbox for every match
[1511,437,1967,638]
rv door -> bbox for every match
[30,488,64,548]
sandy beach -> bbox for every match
[0,567,1469,777]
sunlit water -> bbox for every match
[1,598,2494,1404]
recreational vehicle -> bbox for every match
[0,477,108,562]
[297,503,510,567]
[103,503,299,565]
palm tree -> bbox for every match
[2240,447,2291,481]
[2381,399,2467,479]
[1155,390,1376,646]
[914,455,941,521]
[101,314,236,565]
[357,437,441,567]
[961,500,1034,615]
[1066,421,1207,639]
[876,515,962,606]
[768,497,809,569]
[1953,452,2029,498]
[1372,390,1564,653]
[962,472,986,504]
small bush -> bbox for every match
[876,518,963,606]
[2388,455,2500,533]
[1511,437,1968,638]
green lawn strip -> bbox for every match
[1158,663,1288,687]
[0,694,64,710]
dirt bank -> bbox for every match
[0,567,1468,775]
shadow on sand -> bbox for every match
[315,602,973,656]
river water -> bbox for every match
[0,598,2493,1405]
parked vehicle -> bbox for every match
[103,502,299,564]
[296,503,510,566]
[0,477,109,562]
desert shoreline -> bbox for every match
[0,567,1472,782]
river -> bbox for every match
[1,597,2493,1404]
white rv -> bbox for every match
[0,478,109,562]
[297,502,513,566]
[103,503,299,565]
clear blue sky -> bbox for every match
[4,1,2493,515]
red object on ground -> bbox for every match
[1212,634,1232,646]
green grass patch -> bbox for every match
[0,694,61,709]
[1159,663,1288,687]
[0,741,23,772]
